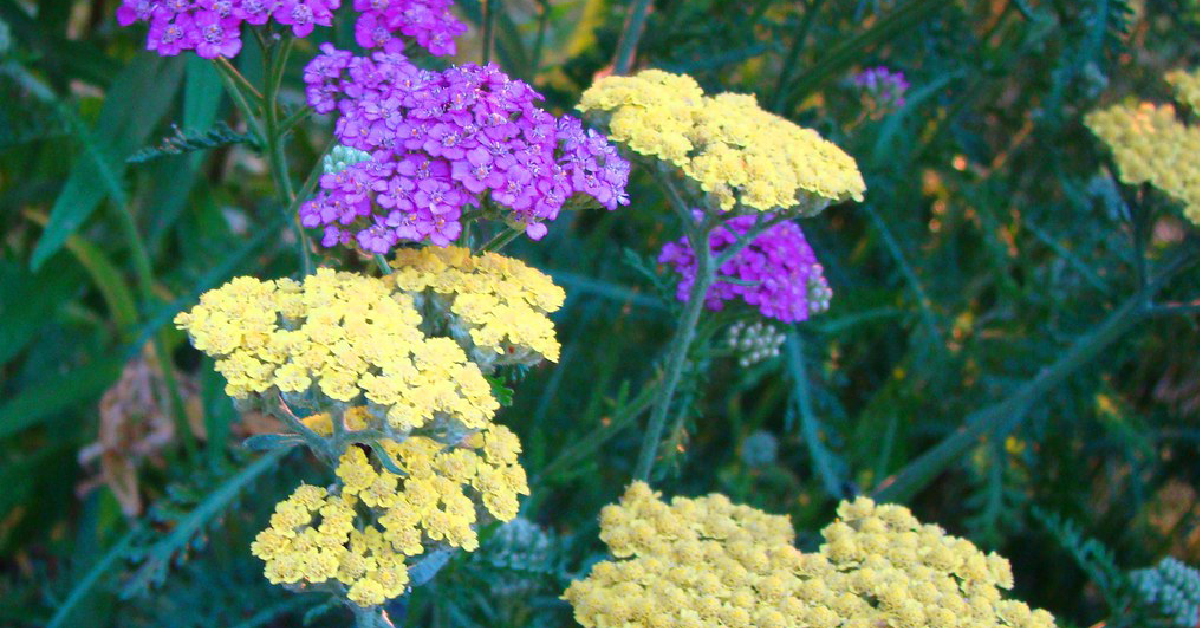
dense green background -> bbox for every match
[2,0,1200,626]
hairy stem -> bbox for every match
[260,38,314,275]
[634,222,713,481]
[114,197,197,460]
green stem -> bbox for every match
[785,332,846,499]
[481,0,496,65]
[771,0,827,113]
[612,0,654,75]
[531,0,551,76]
[114,199,198,460]
[354,605,382,628]
[211,58,265,140]
[633,222,713,482]
[481,227,521,253]
[870,237,1200,503]
[260,38,313,275]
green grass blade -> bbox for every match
[0,358,123,440]
[23,54,184,269]
[46,526,141,628]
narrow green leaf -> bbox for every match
[0,358,123,440]
[184,55,223,131]
[25,210,138,332]
[0,257,81,365]
[28,54,184,269]
[46,526,141,628]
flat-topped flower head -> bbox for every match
[1087,93,1200,226]
[1167,68,1200,113]
[390,246,565,371]
[578,70,865,216]
[564,484,1055,628]
[116,0,465,59]
[659,213,832,323]
[300,48,630,252]
[252,423,528,607]
[173,269,498,432]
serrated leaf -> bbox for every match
[29,53,184,269]
[123,446,294,596]
[0,358,123,440]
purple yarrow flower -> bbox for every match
[116,0,464,59]
[659,213,833,323]
[297,47,631,252]
[853,66,908,111]
[192,11,241,59]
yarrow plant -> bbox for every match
[301,46,630,252]
[1086,69,1200,226]
[659,212,833,323]
[116,0,466,59]
[174,251,555,613]
[575,68,863,482]
[564,483,1056,628]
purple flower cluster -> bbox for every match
[301,46,630,252]
[116,0,465,59]
[853,66,909,110]
[659,213,832,323]
[352,0,465,57]
[116,0,340,58]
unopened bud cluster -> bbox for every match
[1132,557,1200,627]
[727,321,786,366]
[322,144,373,175]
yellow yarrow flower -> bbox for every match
[252,423,529,608]
[1167,68,1200,112]
[390,246,565,370]
[1086,71,1200,226]
[174,269,499,432]
[563,483,1054,628]
[578,70,865,215]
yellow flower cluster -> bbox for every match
[577,70,865,214]
[564,483,1054,628]
[1086,80,1200,225]
[390,246,565,369]
[252,425,527,607]
[1167,68,1200,112]
[173,269,498,432]
[249,484,410,607]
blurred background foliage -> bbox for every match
[3,0,1200,626]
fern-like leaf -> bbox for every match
[122,446,295,597]
[127,122,260,164]
[1032,506,1130,613]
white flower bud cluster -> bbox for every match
[322,144,373,175]
[727,320,786,366]
[740,430,779,467]
[807,271,833,314]
[1133,557,1200,627]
